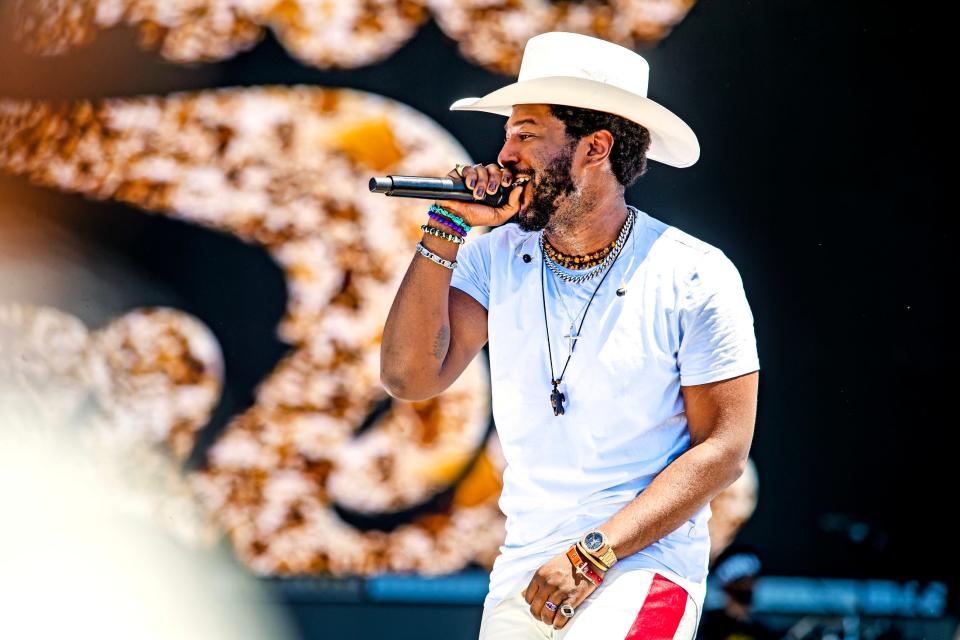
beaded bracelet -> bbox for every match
[428,212,467,236]
[421,224,465,245]
[415,242,457,270]
[429,204,471,233]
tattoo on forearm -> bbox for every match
[432,325,450,360]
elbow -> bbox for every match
[379,367,439,402]
[721,444,752,487]
[696,437,751,488]
[729,453,749,484]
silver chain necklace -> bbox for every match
[543,206,638,353]
[540,208,637,416]
[539,207,636,284]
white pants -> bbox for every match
[478,570,699,640]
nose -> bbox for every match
[498,137,520,168]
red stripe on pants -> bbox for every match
[623,574,688,640]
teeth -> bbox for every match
[514,176,531,185]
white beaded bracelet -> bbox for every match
[415,242,457,270]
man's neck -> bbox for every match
[543,190,628,256]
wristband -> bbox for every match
[566,545,603,587]
[415,242,457,270]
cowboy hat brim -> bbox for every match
[450,76,699,168]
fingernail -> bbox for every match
[502,176,511,185]
[467,178,475,188]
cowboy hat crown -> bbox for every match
[450,32,700,168]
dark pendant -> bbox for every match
[550,382,566,416]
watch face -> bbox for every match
[584,531,604,552]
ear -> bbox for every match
[580,129,614,170]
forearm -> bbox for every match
[380,232,459,400]
[599,439,748,560]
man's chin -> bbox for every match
[516,206,549,232]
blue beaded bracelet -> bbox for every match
[429,204,471,233]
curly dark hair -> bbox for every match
[548,105,652,187]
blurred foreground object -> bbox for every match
[14,0,696,73]
[0,304,224,546]
[0,405,295,640]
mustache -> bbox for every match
[503,164,534,180]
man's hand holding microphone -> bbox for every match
[435,163,524,229]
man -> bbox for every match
[380,32,760,639]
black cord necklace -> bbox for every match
[540,218,633,416]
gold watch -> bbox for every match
[579,529,618,569]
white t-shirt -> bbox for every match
[450,208,760,612]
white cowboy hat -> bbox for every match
[450,32,699,168]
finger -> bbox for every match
[539,589,566,626]
[553,598,577,630]
[500,168,513,187]
[482,181,524,227]
[494,179,523,220]
[472,165,489,199]
[529,586,551,619]
[553,583,596,630]
[458,166,479,195]
[522,580,540,606]
[484,163,503,195]
[433,183,521,228]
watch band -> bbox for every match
[597,546,618,568]
[576,541,610,573]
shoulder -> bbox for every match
[632,209,746,303]
[636,209,723,266]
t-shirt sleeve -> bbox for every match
[449,231,491,310]
[677,250,760,386]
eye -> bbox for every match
[518,133,535,141]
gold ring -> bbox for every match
[454,163,470,177]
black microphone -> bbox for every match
[369,175,509,208]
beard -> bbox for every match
[513,144,577,232]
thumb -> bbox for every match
[490,181,523,224]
